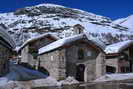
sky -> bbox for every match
[0,0,133,20]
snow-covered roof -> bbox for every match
[104,40,133,54]
[0,26,15,49]
[84,32,106,50]
[39,33,105,55]
[17,33,59,52]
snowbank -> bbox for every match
[32,77,58,87]
[94,73,133,82]
[0,77,9,86]
[0,76,79,88]
[0,77,58,89]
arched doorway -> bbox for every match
[76,64,85,81]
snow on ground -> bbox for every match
[104,40,133,54]
[31,76,58,87]
[0,77,9,86]
[0,61,58,87]
[0,77,58,89]
[94,73,133,82]
[0,76,79,88]
[0,62,79,87]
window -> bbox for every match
[78,49,84,60]
[121,67,130,73]
[106,66,116,74]
[29,46,38,59]
[51,56,54,61]
[73,24,84,34]
[119,52,129,61]
[87,51,92,57]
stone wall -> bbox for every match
[0,44,12,76]
[39,49,66,80]
[105,58,130,73]
[105,58,119,73]
[84,60,96,82]
[21,45,30,63]
[65,45,77,77]
[21,45,36,66]
[96,53,106,79]
[21,37,56,66]
[23,39,102,82]
[65,43,100,82]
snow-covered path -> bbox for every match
[94,73,133,82]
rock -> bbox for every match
[59,76,79,85]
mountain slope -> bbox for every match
[0,3,132,46]
[113,15,133,31]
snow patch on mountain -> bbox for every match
[0,3,132,46]
[113,15,133,31]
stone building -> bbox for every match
[38,34,105,81]
[73,24,84,34]
[0,25,16,76]
[61,24,84,38]
[104,40,133,74]
[18,33,59,68]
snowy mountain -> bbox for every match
[113,15,133,31]
[0,3,133,46]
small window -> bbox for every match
[29,46,38,59]
[121,67,130,73]
[73,24,84,34]
[78,49,84,60]
[87,51,92,57]
[106,66,116,74]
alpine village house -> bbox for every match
[0,24,15,77]
[0,24,133,82]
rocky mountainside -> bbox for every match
[0,3,132,46]
[113,15,133,31]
